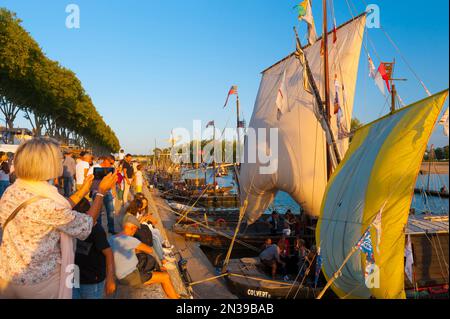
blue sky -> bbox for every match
[1,0,449,154]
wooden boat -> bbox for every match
[167,201,239,214]
[225,215,449,300]
[225,258,333,299]
[404,215,449,299]
[167,200,243,224]
[414,188,449,198]
[172,221,315,252]
[163,192,240,209]
[236,0,449,298]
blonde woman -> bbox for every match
[0,138,117,299]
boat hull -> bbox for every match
[224,258,334,300]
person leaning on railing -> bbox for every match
[0,137,117,299]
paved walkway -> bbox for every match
[145,189,236,299]
[106,188,189,299]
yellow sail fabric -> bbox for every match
[317,90,449,299]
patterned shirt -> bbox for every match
[0,183,93,285]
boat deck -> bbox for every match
[407,215,449,235]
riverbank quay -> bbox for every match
[421,162,449,174]
[142,187,237,299]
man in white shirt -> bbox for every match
[76,151,92,191]
[118,149,125,161]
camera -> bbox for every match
[93,167,115,180]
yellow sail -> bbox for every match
[316,90,449,299]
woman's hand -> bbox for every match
[98,173,118,194]
[79,175,94,197]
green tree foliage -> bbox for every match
[425,146,449,161]
[351,118,363,131]
[0,8,120,152]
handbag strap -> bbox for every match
[2,196,46,230]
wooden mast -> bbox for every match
[323,0,333,180]
[236,92,241,167]
[293,28,342,167]
[427,145,434,192]
[213,122,217,191]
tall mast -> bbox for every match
[293,27,342,167]
[213,122,217,190]
[427,145,434,192]
[154,138,157,172]
[323,0,333,180]
[236,93,241,167]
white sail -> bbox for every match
[240,15,366,222]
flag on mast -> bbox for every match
[237,120,246,128]
[356,229,375,264]
[333,74,341,114]
[377,63,391,93]
[224,86,238,108]
[439,108,449,137]
[356,229,376,280]
[276,70,289,118]
[296,0,317,45]
[368,55,387,96]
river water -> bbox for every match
[183,168,449,216]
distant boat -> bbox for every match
[0,127,33,153]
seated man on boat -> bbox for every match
[259,240,286,279]
[261,238,273,251]
[108,214,180,299]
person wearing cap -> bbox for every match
[62,150,77,197]
[108,214,179,299]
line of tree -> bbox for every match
[0,8,120,153]
[424,146,449,161]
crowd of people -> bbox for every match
[0,139,180,299]
[259,209,319,285]
[0,151,14,198]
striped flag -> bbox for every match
[356,229,375,264]
[368,55,387,96]
[237,120,246,129]
[224,86,238,108]
[377,63,391,93]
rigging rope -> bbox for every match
[357,0,432,96]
